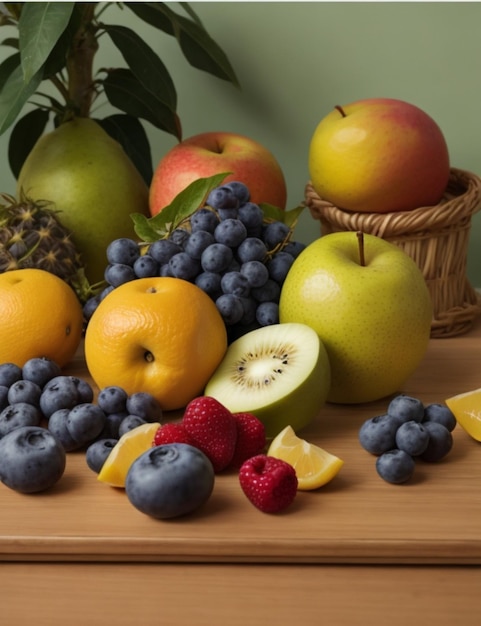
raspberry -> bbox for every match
[229,412,266,468]
[182,397,237,472]
[153,423,195,447]
[239,454,298,513]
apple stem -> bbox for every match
[357,231,366,267]
[334,105,347,118]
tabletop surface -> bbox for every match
[1,320,480,565]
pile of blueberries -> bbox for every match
[83,181,306,341]
[0,356,162,493]
[358,394,456,484]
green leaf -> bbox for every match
[132,172,231,242]
[0,55,43,135]
[260,203,306,227]
[8,107,50,177]
[102,68,182,139]
[126,2,239,87]
[96,113,153,186]
[18,2,75,83]
[103,24,177,111]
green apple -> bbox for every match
[279,232,433,404]
[17,118,149,285]
[204,322,331,438]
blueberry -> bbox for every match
[125,443,215,519]
[359,413,401,455]
[238,202,263,235]
[83,295,101,321]
[195,271,222,299]
[423,403,457,432]
[86,439,117,474]
[419,421,453,462]
[201,243,233,273]
[22,356,61,387]
[183,230,215,260]
[106,238,140,266]
[214,218,247,248]
[215,293,244,325]
[190,208,220,233]
[256,301,279,326]
[118,415,147,437]
[262,221,290,250]
[100,285,114,301]
[240,297,258,325]
[220,271,251,298]
[376,449,415,484]
[169,228,190,248]
[240,260,269,288]
[66,403,106,447]
[105,263,136,287]
[387,394,424,423]
[71,377,94,404]
[0,402,42,437]
[168,252,201,281]
[251,279,281,303]
[282,240,306,259]
[267,251,294,284]
[7,380,42,407]
[133,254,159,278]
[97,412,127,440]
[0,426,66,493]
[97,386,129,415]
[40,376,80,418]
[206,186,239,211]
[126,392,163,423]
[148,239,182,265]
[159,263,173,277]
[223,181,250,204]
[395,420,430,456]
[48,409,78,451]
[0,362,22,387]
[236,237,267,263]
[0,386,8,412]
[217,207,239,221]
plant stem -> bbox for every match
[65,3,99,118]
[357,231,365,267]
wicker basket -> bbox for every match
[305,167,481,338]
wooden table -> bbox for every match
[1,320,481,625]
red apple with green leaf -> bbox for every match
[149,131,287,216]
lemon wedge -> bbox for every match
[267,425,344,490]
[445,389,481,442]
[97,422,161,487]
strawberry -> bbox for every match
[239,454,298,513]
[229,412,266,468]
[153,422,195,447]
[182,397,237,472]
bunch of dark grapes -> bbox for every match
[83,181,306,342]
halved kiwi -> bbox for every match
[204,323,331,438]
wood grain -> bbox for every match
[1,321,481,565]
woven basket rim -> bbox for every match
[306,167,481,238]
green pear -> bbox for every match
[16,118,149,285]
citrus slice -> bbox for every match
[445,389,481,442]
[267,425,344,490]
[97,422,161,487]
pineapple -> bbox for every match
[0,192,91,302]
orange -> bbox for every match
[445,389,481,442]
[267,425,344,490]
[85,277,228,411]
[0,268,83,367]
[97,422,161,487]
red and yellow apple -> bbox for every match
[149,131,287,215]
[308,98,450,213]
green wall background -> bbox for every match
[1,2,480,284]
